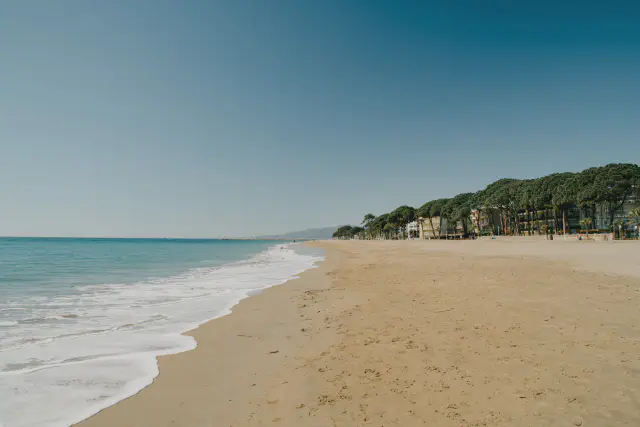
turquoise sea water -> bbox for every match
[0,238,278,298]
[0,238,323,427]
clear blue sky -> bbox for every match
[1,1,639,237]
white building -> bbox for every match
[406,221,420,239]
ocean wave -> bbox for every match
[0,243,323,427]
[0,321,18,327]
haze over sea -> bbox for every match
[0,237,323,427]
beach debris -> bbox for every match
[268,350,279,354]
[428,308,454,313]
[573,417,583,426]
[318,394,336,405]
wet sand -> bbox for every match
[78,239,640,427]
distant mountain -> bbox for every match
[256,226,337,240]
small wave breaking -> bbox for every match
[0,243,323,427]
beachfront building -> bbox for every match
[418,194,640,238]
[471,209,502,235]
[589,197,640,231]
[418,217,438,239]
[514,194,640,235]
[406,221,420,239]
[417,216,459,239]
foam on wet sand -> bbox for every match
[0,244,323,427]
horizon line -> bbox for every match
[0,235,301,240]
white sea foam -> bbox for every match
[0,244,323,427]
[0,321,18,327]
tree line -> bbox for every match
[333,163,640,240]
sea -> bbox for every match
[0,237,324,427]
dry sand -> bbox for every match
[78,238,640,427]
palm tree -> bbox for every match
[579,218,593,239]
[540,223,550,239]
[417,217,425,240]
[613,219,627,240]
[628,208,640,239]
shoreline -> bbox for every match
[1,242,322,427]
[75,243,333,427]
[78,239,640,426]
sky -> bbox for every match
[1,1,639,237]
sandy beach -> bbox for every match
[78,238,640,427]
